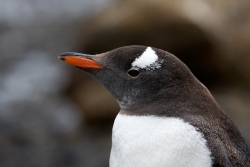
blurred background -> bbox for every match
[0,0,250,166]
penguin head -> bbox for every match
[59,46,195,111]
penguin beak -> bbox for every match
[58,52,103,69]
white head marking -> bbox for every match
[131,47,163,70]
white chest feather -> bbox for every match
[110,114,212,167]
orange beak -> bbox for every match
[58,52,103,69]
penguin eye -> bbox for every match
[128,69,140,78]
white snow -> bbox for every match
[132,47,159,70]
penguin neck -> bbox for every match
[120,81,215,118]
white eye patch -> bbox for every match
[131,47,163,71]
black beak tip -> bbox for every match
[58,55,65,61]
[58,52,77,61]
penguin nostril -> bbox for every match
[128,70,140,77]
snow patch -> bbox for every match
[132,47,162,70]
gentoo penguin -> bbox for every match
[59,46,250,167]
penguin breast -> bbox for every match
[110,113,212,167]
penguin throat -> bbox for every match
[118,96,133,109]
